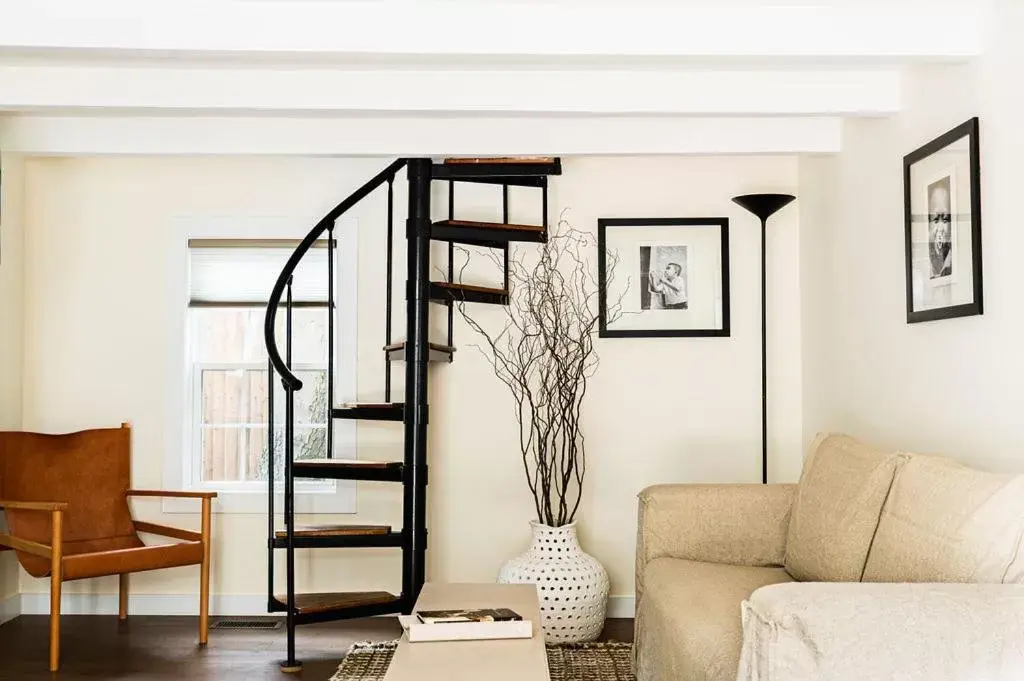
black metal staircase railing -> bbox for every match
[385,176,394,402]
[263,155,561,672]
[265,157,408,392]
[263,158,410,673]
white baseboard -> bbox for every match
[607,595,635,619]
[16,592,637,618]
[0,593,21,625]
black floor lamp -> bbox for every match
[731,193,796,485]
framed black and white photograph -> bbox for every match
[598,217,729,337]
[904,117,982,323]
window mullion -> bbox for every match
[239,366,250,481]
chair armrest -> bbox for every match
[0,501,65,558]
[126,490,218,499]
[739,582,1024,681]
[0,499,69,511]
[0,533,54,558]
[133,521,202,542]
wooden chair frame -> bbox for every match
[0,424,216,672]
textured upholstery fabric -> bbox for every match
[636,483,795,607]
[738,581,1024,681]
[784,433,903,582]
[635,558,792,681]
[0,428,141,578]
[863,454,1024,583]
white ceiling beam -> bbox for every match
[0,1,983,61]
[0,115,842,156]
[0,65,900,116]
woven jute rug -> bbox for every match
[329,640,635,681]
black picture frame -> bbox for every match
[903,117,983,324]
[598,217,730,338]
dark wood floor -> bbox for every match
[0,615,634,680]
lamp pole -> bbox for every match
[731,194,795,485]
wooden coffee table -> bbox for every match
[384,582,549,680]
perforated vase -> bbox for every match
[498,521,609,643]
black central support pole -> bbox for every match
[403,158,431,608]
[760,217,768,486]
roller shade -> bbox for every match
[188,239,331,307]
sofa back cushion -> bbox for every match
[862,454,1024,583]
[784,433,903,582]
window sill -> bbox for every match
[159,482,356,515]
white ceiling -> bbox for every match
[0,0,983,61]
[0,0,986,155]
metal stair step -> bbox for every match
[271,525,405,550]
[431,219,546,248]
[271,592,403,624]
[429,281,509,306]
[433,157,561,180]
[384,340,455,363]
[331,402,404,421]
[444,156,557,164]
[274,524,391,538]
[292,458,404,482]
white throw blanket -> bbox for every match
[737,582,1024,681]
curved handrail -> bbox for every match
[265,158,409,390]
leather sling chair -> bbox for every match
[0,423,215,672]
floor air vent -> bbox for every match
[211,619,282,631]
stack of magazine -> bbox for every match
[397,608,533,642]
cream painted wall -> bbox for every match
[804,1,1024,472]
[0,153,26,602]
[798,154,840,449]
[17,154,803,604]
[430,155,804,596]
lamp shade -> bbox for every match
[731,194,796,222]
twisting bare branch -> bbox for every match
[454,211,624,526]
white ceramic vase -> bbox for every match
[497,521,610,643]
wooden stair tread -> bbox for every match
[274,524,391,539]
[432,282,507,295]
[383,341,456,353]
[438,219,545,234]
[444,157,555,165]
[276,591,400,615]
[293,458,402,470]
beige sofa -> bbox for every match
[635,433,1024,681]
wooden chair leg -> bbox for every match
[50,510,64,673]
[199,497,212,645]
[119,574,129,621]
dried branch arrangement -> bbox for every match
[455,214,623,526]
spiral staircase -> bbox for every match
[263,156,561,671]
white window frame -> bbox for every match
[163,216,358,514]
[188,360,328,493]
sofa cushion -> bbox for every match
[635,557,793,681]
[863,454,1024,583]
[784,433,903,582]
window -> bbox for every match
[186,240,337,492]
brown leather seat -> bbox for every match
[0,424,215,672]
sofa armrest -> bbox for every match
[739,582,1024,681]
[636,483,795,606]
[638,484,795,568]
